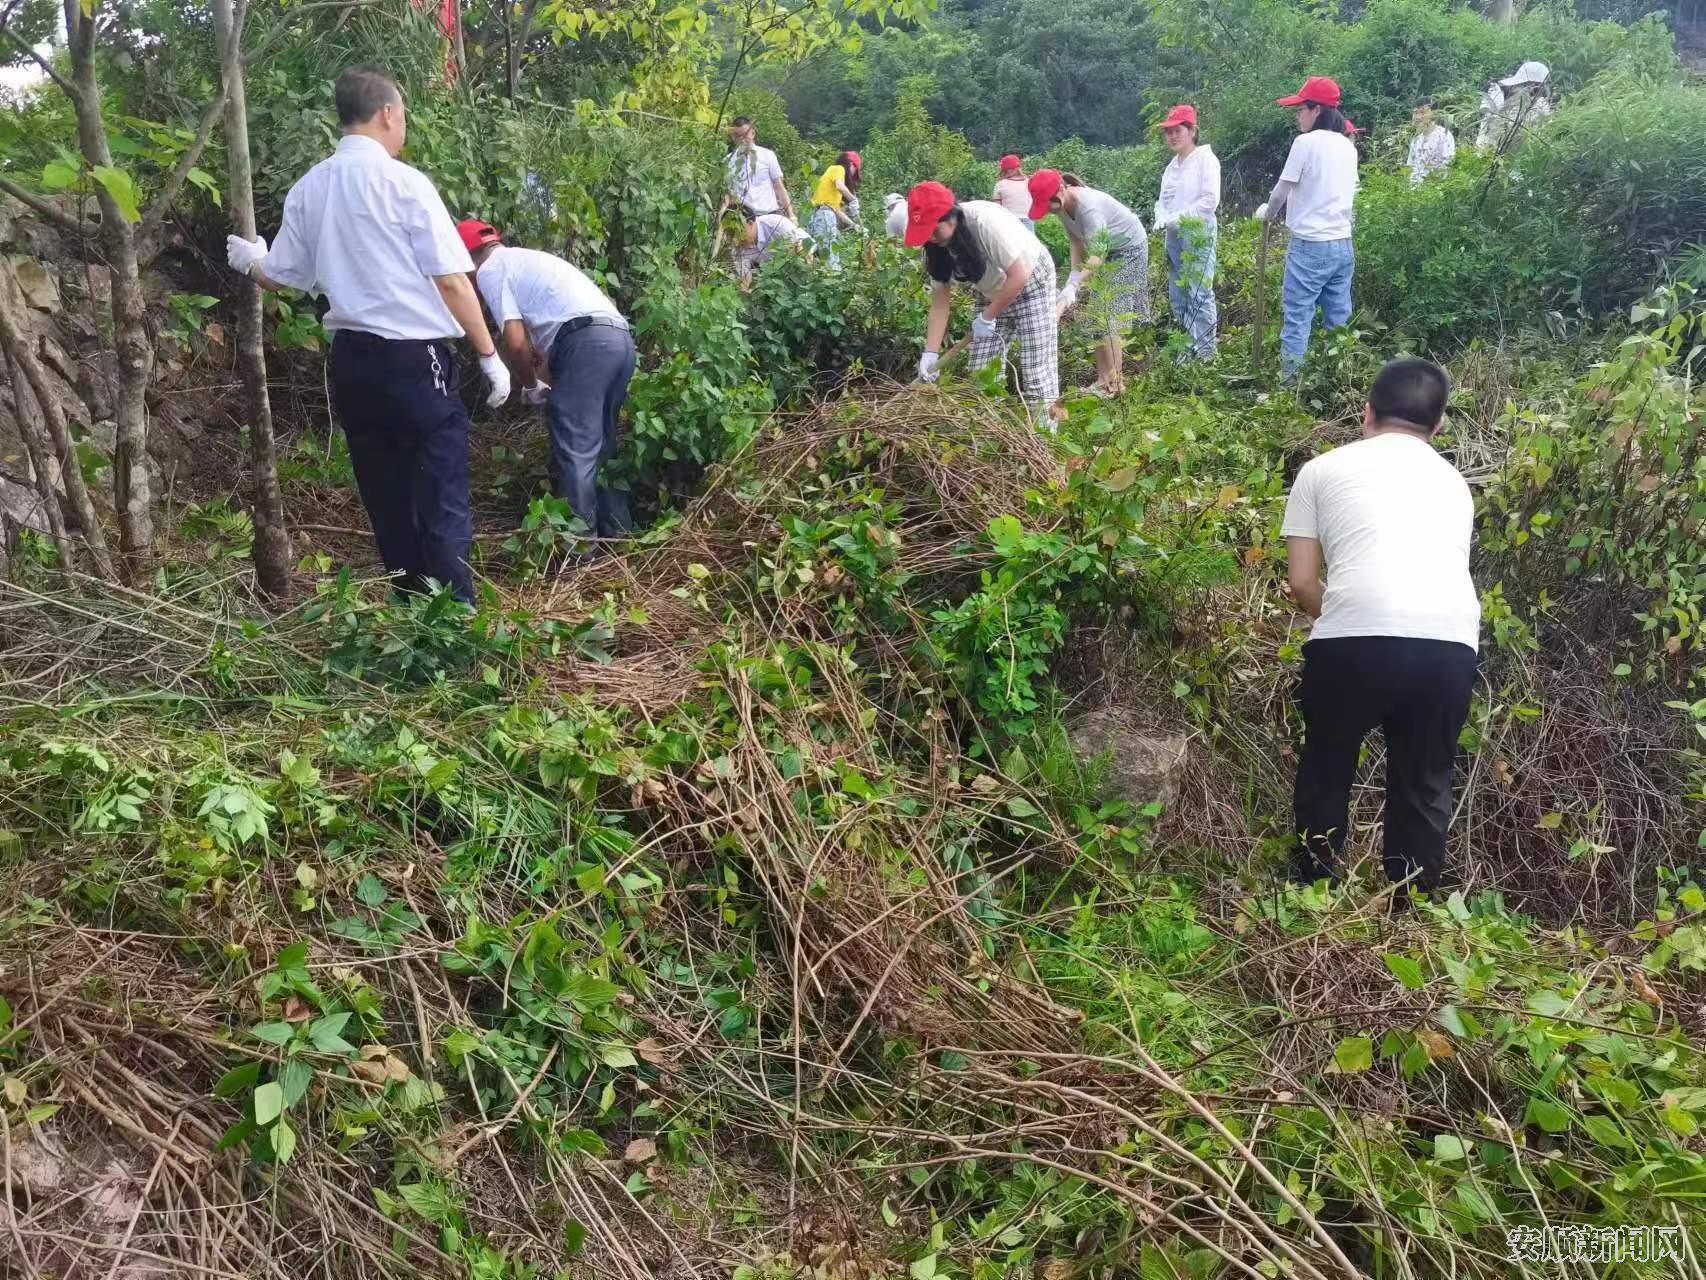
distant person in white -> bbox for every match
[1257,75,1359,378]
[226,64,509,603]
[1153,102,1221,361]
[883,192,908,240]
[717,116,795,222]
[1282,357,1480,896]
[458,220,635,547]
[1406,98,1456,185]
[730,211,812,288]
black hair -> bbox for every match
[835,151,862,192]
[334,66,401,128]
[1060,172,1088,188]
[922,206,987,287]
[730,115,753,129]
[1413,97,1436,110]
[1368,357,1450,432]
[1305,102,1348,135]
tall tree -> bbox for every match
[213,0,293,599]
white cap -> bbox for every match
[884,200,909,240]
[1500,60,1549,88]
[883,192,904,210]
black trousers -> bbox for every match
[1292,635,1477,890]
[545,321,636,538]
[330,330,474,602]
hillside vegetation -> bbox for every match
[2,0,1706,1277]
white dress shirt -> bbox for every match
[261,135,473,341]
[473,244,623,357]
[1407,125,1456,185]
[1157,144,1222,224]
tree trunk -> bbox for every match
[213,0,293,600]
[64,0,154,574]
[1485,0,1514,22]
[0,333,74,572]
[0,285,118,580]
[508,0,543,99]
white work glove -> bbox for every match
[918,351,940,383]
[1153,202,1167,230]
[479,352,512,408]
[1056,284,1078,314]
[970,311,998,342]
[1254,202,1270,222]
[521,381,552,407]
[226,233,267,275]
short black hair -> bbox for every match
[730,115,753,129]
[1368,357,1450,432]
[335,66,401,128]
[1413,96,1436,110]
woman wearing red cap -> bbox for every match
[993,156,1033,228]
[1028,169,1148,397]
[1153,104,1221,361]
[808,151,863,268]
[1257,76,1359,377]
[905,180,1060,421]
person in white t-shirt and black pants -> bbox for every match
[1281,358,1480,897]
[458,221,636,545]
[1257,76,1359,379]
[718,116,795,224]
[227,66,511,603]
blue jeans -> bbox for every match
[546,321,636,539]
[1280,237,1354,375]
[1165,217,1218,360]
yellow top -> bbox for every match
[812,164,846,209]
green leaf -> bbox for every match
[1526,991,1572,1018]
[253,1080,284,1126]
[1004,796,1041,818]
[251,1021,295,1045]
[1662,1104,1699,1137]
[278,1058,313,1108]
[309,1012,356,1056]
[564,1221,587,1255]
[1524,1096,1572,1134]
[41,160,79,189]
[910,1256,938,1280]
[1433,1133,1468,1162]
[24,1103,61,1124]
[90,165,141,222]
[562,973,620,1008]
[271,1116,297,1163]
[1580,1113,1631,1149]
[213,1062,261,1098]
[1436,1005,1476,1039]
[1331,1036,1373,1074]
[276,939,310,972]
[354,873,388,908]
[1383,953,1426,990]
[600,1044,638,1069]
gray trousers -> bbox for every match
[546,321,636,538]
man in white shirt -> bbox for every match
[458,221,635,543]
[729,210,812,288]
[718,116,795,223]
[226,65,508,603]
[1406,99,1456,186]
[1281,357,1480,896]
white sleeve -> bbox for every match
[1194,151,1221,217]
[1443,130,1457,161]
[261,179,317,292]
[1281,465,1319,539]
[764,149,783,184]
[404,171,475,278]
[1278,134,1310,186]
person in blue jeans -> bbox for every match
[1257,76,1359,378]
[458,219,636,547]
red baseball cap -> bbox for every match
[1342,117,1362,136]
[457,219,501,253]
[845,151,862,173]
[1276,75,1342,107]
[1027,168,1062,221]
[903,181,956,247]
[1159,104,1197,130]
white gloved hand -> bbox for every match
[918,351,940,383]
[226,233,267,274]
[521,381,552,407]
[1153,202,1167,230]
[970,311,998,342]
[479,352,512,408]
[1056,284,1079,313]
[1254,202,1270,222]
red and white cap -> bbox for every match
[1276,76,1342,108]
[1158,104,1197,130]
[456,219,501,252]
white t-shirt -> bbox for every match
[727,145,784,214]
[993,176,1032,218]
[473,244,622,357]
[1281,431,1480,651]
[753,212,810,254]
[1278,130,1358,242]
[1158,145,1221,223]
[923,200,1042,298]
[263,135,472,340]
[1407,125,1456,185]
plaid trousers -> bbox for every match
[969,250,1060,410]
